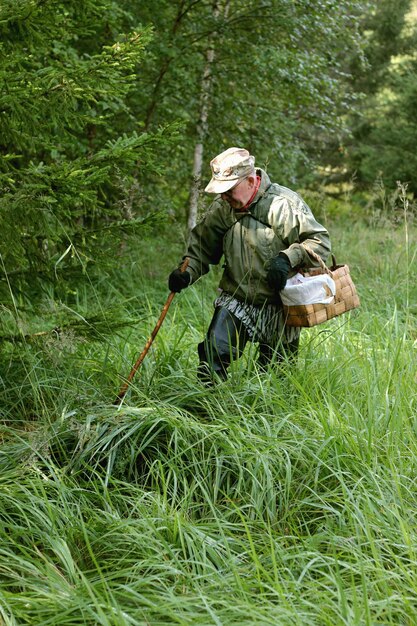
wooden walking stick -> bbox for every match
[115,257,190,404]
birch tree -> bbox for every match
[187,0,230,232]
[128,0,366,224]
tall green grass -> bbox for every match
[0,216,416,625]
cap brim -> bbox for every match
[204,177,239,194]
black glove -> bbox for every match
[168,268,191,293]
[266,254,291,291]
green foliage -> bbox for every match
[126,0,366,201]
[0,215,416,624]
[1,2,417,618]
[0,0,177,305]
[317,0,417,194]
[352,54,417,190]
[349,0,413,94]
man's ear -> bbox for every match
[247,175,257,187]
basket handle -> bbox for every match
[301,244,334,276]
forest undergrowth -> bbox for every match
[0,213,416,625]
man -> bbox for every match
[168,147,331,382]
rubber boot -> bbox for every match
[197,307,248,384]
[258,335,300,370]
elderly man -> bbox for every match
[168,147,331,382]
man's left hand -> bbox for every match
[266,255,291,291]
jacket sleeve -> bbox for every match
[183,199,231,283]
[268,195,331,269]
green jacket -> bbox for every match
[186,169,331,305]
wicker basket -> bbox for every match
[283,247,360,327]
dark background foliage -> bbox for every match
[0,0,416,313]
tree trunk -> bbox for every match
[144,0,190,131]
[187,44,216,232]
[187,0,229,234]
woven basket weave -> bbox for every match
[283,247,360,327]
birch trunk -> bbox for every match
[187,44,215,232]
[187,0,229,234]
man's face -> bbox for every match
[220,176,255,209]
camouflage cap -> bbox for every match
[204,147,255,194]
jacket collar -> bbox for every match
[254,168,272,200]
[232,168,271,216]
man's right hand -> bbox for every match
[168,268,191,293]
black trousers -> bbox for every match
[197,306,299,382]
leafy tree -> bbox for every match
[353,54,417,193]
[352,9,417,192]
[316,0,417,194]
[124,0,366,222]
